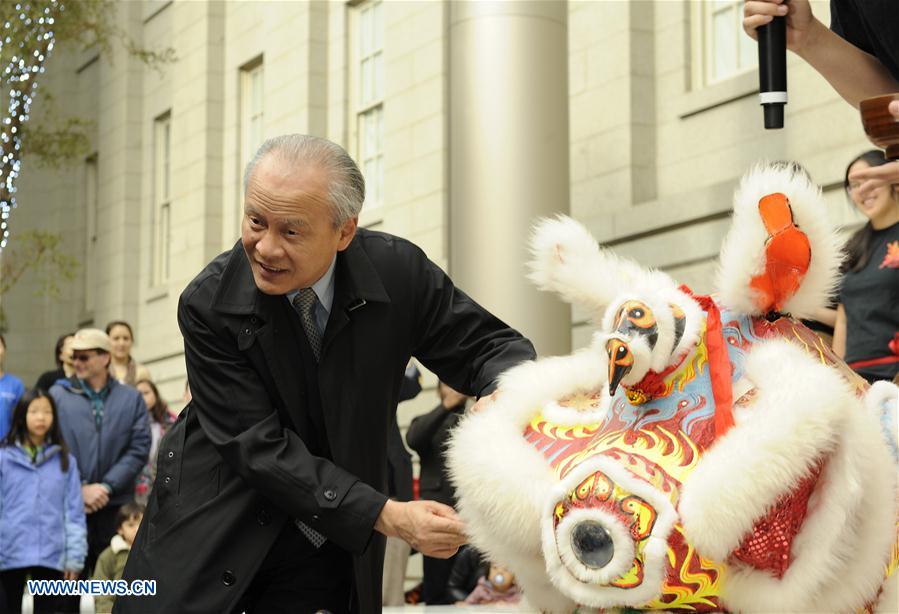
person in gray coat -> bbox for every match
[49,328,149,581]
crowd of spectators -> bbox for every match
[0,322,179,613]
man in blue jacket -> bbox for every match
[50,328,150,580]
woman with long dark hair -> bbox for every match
[133,379,176,505]
[833,150,899,383]
[0,389,87,613]
[105,321,151,386]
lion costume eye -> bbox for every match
[571,520,615,569]
[553,506,635,585]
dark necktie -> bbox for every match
[293,287,322,361]
[290,288,327,548]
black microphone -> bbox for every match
[758,11,787,129]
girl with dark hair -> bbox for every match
[133,379,176,505]
[0,389,87,613]
[833,150,899,383]
[105,321,151,386]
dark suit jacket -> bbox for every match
[117,230,535,613]
[406,401,465,506]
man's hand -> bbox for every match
[470,390,499,414]
[64,570,80,581]
[742,0,821,54]
[82,483,110,514]
[890,100,899,121]
[374,499,466,558]
[848,161,899,201]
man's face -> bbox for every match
[72,349,110,382]
[241,155,357,295]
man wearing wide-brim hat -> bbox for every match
[50,328,150,587]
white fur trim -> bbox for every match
[866,380,899,461]
[665,288,705,363]
[513,556,578,613]
[553,507,635,584]
[722,389,897,613]
[716,163,844,318]
[680,339,852,558]
[875,573,898,614]
[448,407,553,562]
[495,344,610,429]
[679,339,897,612]
[542,386,611,426]
[447,344,612,611]
[542,456,676,607]
[528,215,678,320]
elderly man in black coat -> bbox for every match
[116,134,535,614]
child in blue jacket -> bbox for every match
[0,389,87,613]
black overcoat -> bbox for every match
[116,229,535,613]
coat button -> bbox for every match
[257,509,271,526]
[163,476,171,485]
[167,451,174,458]
[312,514,319,522]
[323,489,337,501]
[222,570,236,586]
[244,328,251,335]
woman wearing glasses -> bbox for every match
[834,150,899,384]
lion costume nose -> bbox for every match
[606,338,633,395]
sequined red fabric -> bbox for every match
[730,461,824,578]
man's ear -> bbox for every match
[337,216,358,251]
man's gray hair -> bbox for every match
[243,134,365,227]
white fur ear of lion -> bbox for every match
[716,163,844,318]
[527,215,678,319]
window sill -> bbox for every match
[676,70,758,120]
[146,286,169,304]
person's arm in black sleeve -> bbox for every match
[405,403,449,455]
[398,363,422,402]
[179,288,386,555]
[409,252,536,398]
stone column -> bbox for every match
[449,0,571,355]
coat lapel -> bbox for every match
[319,235,391,453]
[209,234,393,448]
[253,293,308,435]
[321,235,390,354]
[211,243,308,436]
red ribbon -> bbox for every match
[630,354,687,399]
[680,285,735,439]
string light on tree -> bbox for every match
[0,1,60,250]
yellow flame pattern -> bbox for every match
[645,526,725,610]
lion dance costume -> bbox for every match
[448,164,899,612]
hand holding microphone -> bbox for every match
[756,1,788,129]
[743,0,820,129]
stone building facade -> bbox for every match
[6,0,870,410]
